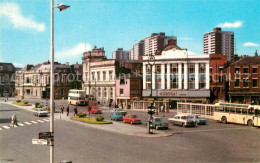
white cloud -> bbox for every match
[56,43,91,61]
[187,51,198,55]
[13,62,24,68]
[217,21,243,28]
[243,42,259,47]
[179,37,193,41]
[0,2,45,32]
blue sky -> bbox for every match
[0,0,259,68]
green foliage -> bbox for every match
[23,101,28,104]
[16,99,21,103]
[96,115,104,121]
[77,112,86,118]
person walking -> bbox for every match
[66,105,70,116]
[11,114,18,127]
[60,104,64,114]
[74,107,78,116]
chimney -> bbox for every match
[66,62,69,65]
[255,50,258,57]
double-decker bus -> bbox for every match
[214,102,260,127]
[68,89,86,106]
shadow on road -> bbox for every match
[0,118,12,123]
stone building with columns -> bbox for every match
[82,46,118,105]
[142,41,210,108]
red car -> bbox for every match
[123,114,142,124]
[88,106,102,114]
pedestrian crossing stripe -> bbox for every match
[17,123,25,126]
[0,118,59,131]
[2,126,10,129]
[24,122,32,125]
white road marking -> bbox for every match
[31,121,38,124]
[2,126,10,129]
[24,122,32,125]
[18,123,25,126]
[37,120,45,123]
[173,127,248,134]
[43,119,50,122]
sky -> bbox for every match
[0,0,259,68]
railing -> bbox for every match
[130,100,169,113]
[177,102,216,118]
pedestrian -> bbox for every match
[66,105,69,116]
[60,104,64,114]
[160,105,164,112]
[61,106,64,114]
[74,107,78,116]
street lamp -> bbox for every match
[50,1,70,163]
[147,54,155,134]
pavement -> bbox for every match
[0,100,172,138]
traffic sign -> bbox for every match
[39,132,53,139]
[32,139,48,145]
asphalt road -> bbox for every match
[1,102,260,163]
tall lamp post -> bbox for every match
[50,1,69,163]
[147,54,155,134]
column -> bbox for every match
[184,62,188,89]
[195,63,199,89]
[143,64,146,89]
[167,64,170,89]
[178,63,182,89]
[161,64,165,89]
[206,62,210,89]
[106,70,109,81]
[152,64,155,89]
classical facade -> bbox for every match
[142,41,210,107]
[226,51,260,104]
[15,61,72,99]
[0,62,16,97]
[82,46,118,105]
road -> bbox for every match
[0,102,260,163]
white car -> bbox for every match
[33,108,49,117]
[168,114,196,127]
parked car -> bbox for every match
[145,117,168,130]
[112,108,127,116]
[123,114,142,124]
[88,106,102,114]
[188,114,207,125]
[33,108,49,117]
[110,111,123,121]
[168,114,196,127]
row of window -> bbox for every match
[235,67,258,74]
[92,87,113,98]
[235,79,258,88]
[86,71,113,81]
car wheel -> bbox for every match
[221,116,227,124]
[247,119,254,127]
[182,123,185,127]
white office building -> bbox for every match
[142,43,210,106]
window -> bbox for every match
[109,71,113,80]
[188,64,195,89]
[26,77,31,83]
[218,67,223,73]
[200,64,206,73]
[210,67,212,73]
[120,89,123,95]
[155,65,161,89]
[243,68,249,73]
[104,88,107,97]
[110,88,113,97]
[170,75,178,89]
[253,79,258,88]
[170,64,177,74]
[243,79,249,88]
[146,75,151,89]
[97,71,100,81]
[219,76,223,83]
[92,72,95,81]
[199,74,206,89]
[252,68,258,74]
[26,89,30,95]
[98,88,101,97]
[235,79,240,87]
[103,71,106,81]
[235,67,240,73]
